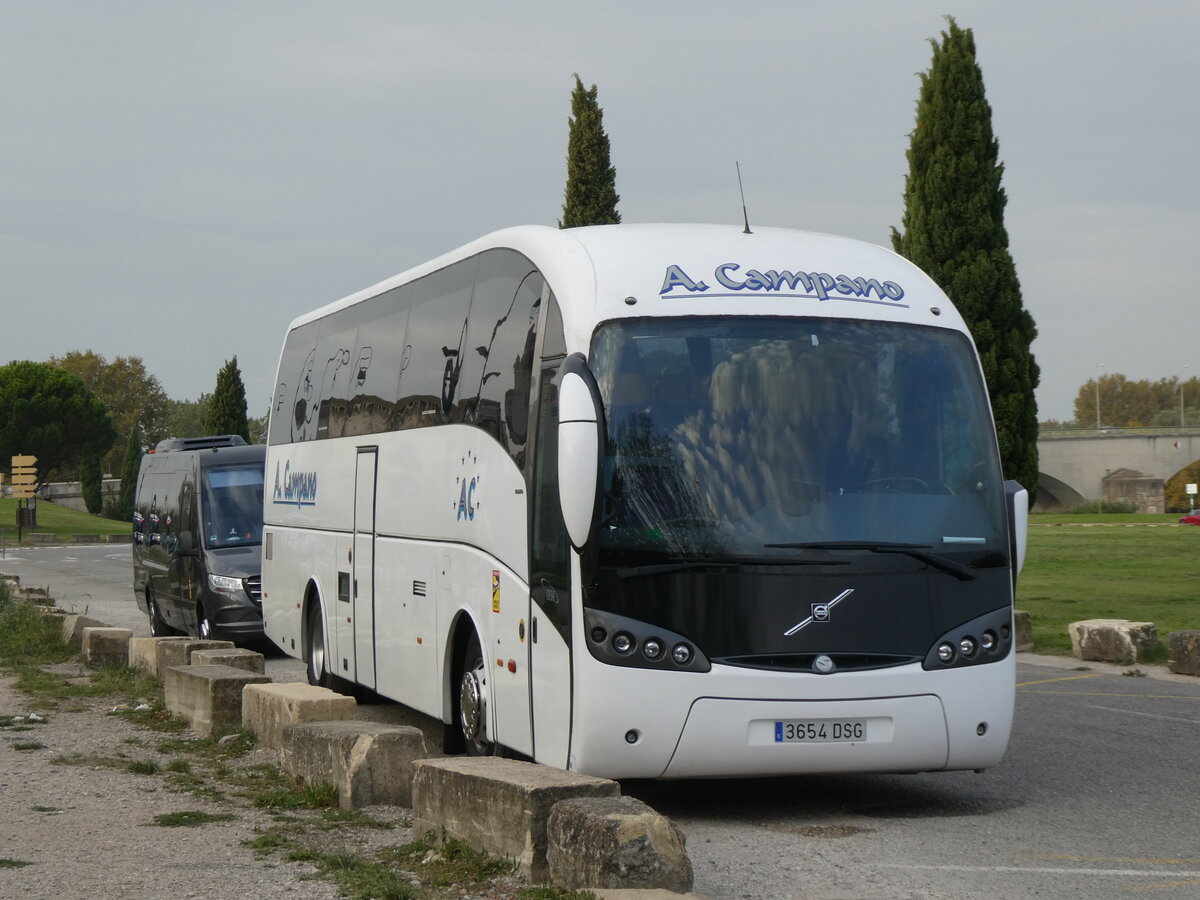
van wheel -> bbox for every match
[457,633,495,756]
[197,604,218,641]
[306,604,333,688]
[147,593,175,637]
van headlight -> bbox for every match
[208,574,244,594]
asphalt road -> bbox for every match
[4,544,1200,899]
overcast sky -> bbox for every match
[4,1,1197,424]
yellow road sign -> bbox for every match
[11,473,37,486]
[11,487,36,498]
[11,455,36,468]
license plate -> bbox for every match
[775,719,866,743]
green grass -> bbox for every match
[0,498,128,541]
[151,810,237,828]
[1018,515,1200,658]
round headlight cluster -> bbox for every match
[935,629,1001,666]
[590,623,696,669]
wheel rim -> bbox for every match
[308,614,326,684]
[458,655,488,752]
[198,608,211,640]
[147,597,160,636]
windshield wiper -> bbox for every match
[763,541,976,581]
[616,556,849,579]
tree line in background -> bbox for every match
[4,16,1044,519]
[1038,373,1200,430]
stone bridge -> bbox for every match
[1036,428,1200,512]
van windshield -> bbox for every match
[201,464,264,549]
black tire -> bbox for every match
[306,603,333,688]
[457,632,495,756]
[147,592,176,637]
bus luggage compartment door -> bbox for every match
[661,695,949,778]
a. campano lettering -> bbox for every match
[659,263,905,305]
[272,460,318,507]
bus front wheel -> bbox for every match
[457,633,494,756]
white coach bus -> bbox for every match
[262,223,1028,779]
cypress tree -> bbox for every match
[80,454,103,515]
[560,74,621,228]
[892,17,1040,495]
[205,356,250,441]
[117,425,142,523]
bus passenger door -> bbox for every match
[352,447,378,690]
[529,364,573,768]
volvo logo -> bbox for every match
[813,654,836,674]
[784,589,855,636]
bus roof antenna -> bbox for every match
[736,161,752,235]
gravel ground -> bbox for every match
[0,665,349,900]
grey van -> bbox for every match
[132,435,265,642]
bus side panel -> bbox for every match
[261,524,329,659]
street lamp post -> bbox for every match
[1181,365,1191,428]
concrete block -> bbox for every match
[412,756,619,883]
[61,614,106,649]
[163,664,270,737]
[71,534,100,543]
[241,682,357,750]
[191,647,265,674]
[81,627,133,668]
[20,586,53,605]
[1167,631,1200,676]
[1069,618,1158,664]
[547,795,693,893]
[155,638,236,674]
[281,720,427,808]
[128,636,192,675]
[27,533,56,544]
[106,533,133,544]
[1014,609,1033,652]
[353,703,448,757]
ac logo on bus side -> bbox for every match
[454,449,481,522]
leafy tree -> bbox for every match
[560,74,621,228]
[159,394,211,443]
[206,357,250,441]
[116,424,143,522]
[50,350,170,475]
[80,454,103,514]
[0,361,116,484]
[892,17,1039,496]
[1074,374,1200,428]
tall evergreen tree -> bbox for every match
[205,357,250,441]
[560,74,620,228]
[892,17,1040,496]
[80,454,103,514]
[117,424,143,523]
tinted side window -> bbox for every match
[395,259,478,429]
[463,250,542,466]
[269,321,319,446]
[344,286,410,437]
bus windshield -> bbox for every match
[589,317,1008,567]
[201,463,265,549]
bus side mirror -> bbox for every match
[1004,480,1028,583]
[558,354,604,551]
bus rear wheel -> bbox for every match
[306,604,333,688]
[457,633,494,756]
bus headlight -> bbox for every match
[936,642,956,664]
[612,632,635,655]
[642,638,664,660]
[980,630,998,652]
[958,637,978,658]
[671,643,693,665]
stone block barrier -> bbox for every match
[191,647,265,674]
[1167,631,1200,676]
[155,639,236,676]
[241,682,357,750]
[281,720,427,808]
[128,636,192,675]
[81,626,133,668]
[1014,609,1033,652]
[60,613,106,649]
[1069,618,1158,664]
[412,756,620,883]
[163,663,270,737]
[547,795,694,893]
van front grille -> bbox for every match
[244,576,262,606]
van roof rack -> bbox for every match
[152,435,248,453]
